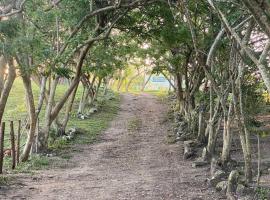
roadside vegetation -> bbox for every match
[1,0,270,199]
[2,79,119,175]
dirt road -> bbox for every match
[1,94,224,200]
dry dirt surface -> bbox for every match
[0,94,225,200]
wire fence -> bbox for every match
[0,116,39,174]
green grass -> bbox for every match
[255,187,270,200]
[67,93,120,145]
[0,175,11,185]
[48,91,120,153]
[2,79,120,172]
[144,90,168,99]
[12,155,49,173]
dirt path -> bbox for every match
[1,94,224,200]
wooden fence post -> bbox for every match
[16,120,21,165]
[10,121,16,169]
[0,122,5,174]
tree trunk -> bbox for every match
[175,72,185,114]
[95,77,102,99]
[0,59,16,125]
[231,75,252,183]
[125,73,141,92]
[37,77,58,153]
[197,105,207,143]
[21,74,37,162]
[221,101,233,165]
[37,42,93,153]
[162,72,176,91]
[78,85,88,114]
[103,77,110,95]
[0,56,7,94]
[257,134,261,186]
[36,76,47,116]
[141,74,151,92]
[117,70,124,92]
[207,0,270,95]
[61,81,79,133]
[204,98,220,160]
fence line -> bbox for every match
[0,122,5,174]
[0,116,39,174]
[10,121,16,169]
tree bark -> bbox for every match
[0,56,7,94]
[21,74,37,161]
[231,74,252,183]
[162,72,176,90]
[204,98,221,160]
[61,81,79,133]
[37,76,58,153]
[197,105,207,143]
[78,84,88,114]
[141,74,151,92]
[35,76,47,116]
[207,0,270,94]
[0,59,16,125]
[175,72,184,114]
[221,101,233,164]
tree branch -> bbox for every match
[58,0,159,55]
[0,0,26,18]
[207,0,270,93]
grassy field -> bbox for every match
[4,79,86,121]
[1,79,166,174]
[2,79,120,173]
